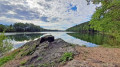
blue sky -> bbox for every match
[0,0,101,30]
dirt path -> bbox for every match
[63,46,120,67]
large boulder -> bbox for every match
[3,35,78,67]
[40,35,54,43]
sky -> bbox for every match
[0,0,101,30]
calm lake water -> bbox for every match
[2,32,120,49]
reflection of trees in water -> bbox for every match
[68,32,120,47]
[7,34,43,41]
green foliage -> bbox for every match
[0,32,13,53]
[20,60,27,65]
[13,22,45,32]
[21,50,33,56]
[0,24,6,32]
[89,0,120,39]
[39,62,55,67]
[0,40,36,66]
[21,44,36,57]
[68,33,104,45]
[0,22,46,32]
[86,0,104,5]
[37,57,42,61]
[66,22,96,32]
[39,63,48,67]
[0,49,19,66]
[101,44,120,48]
[60,52,73,62]
[30,64,35,67]
[68,32,120,48]
[67,0,120,44]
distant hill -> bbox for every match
[66,22,96,32]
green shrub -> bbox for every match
[0,32,13,53]
[60,52,73,62]
[0,32,14,66]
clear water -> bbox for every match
[2,32,119,49]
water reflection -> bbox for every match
[68,32,120,47]
[40,32,98,47]
[7,33,43,41]
[4,32,120,49]
[5,33,43,49]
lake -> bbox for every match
[2,32,120,49]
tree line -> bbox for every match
[66,22,97,33]
[67,0,120,39]
[0,22,46,32]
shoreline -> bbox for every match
[0,36,120,67]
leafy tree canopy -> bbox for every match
[89,0,120,38]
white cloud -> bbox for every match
[0,0,101,30]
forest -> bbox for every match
[0,23,46,32]
[66,22,96,32]
[67,0,120,39]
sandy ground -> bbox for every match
[63,46,120,67]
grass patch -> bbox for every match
[39,63,55,67]
[20,66,26,67]
[21,50,34,56]
[0,49,20,66]
[101,44,120,48]
[30,64,35,67]
[20,60,27,65]
[60,52,73,63]
[37,57,42,61]
[39,63,48,67]
[21,44,36,57]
